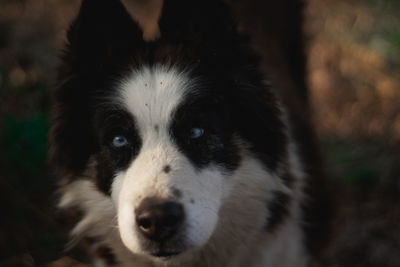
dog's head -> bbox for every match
[51,0,288,261]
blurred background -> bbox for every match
[0,0,399,266]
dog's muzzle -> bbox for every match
[135,197,186,257]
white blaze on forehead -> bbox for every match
[118,65,193,134]
[115,65,222,253]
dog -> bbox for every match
[49,0,330,266]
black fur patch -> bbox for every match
[266,191,291,232]
[94,108,142,194]
[157,0,286,172]
[171,92,241,172]
[49,0,145,178]
[280,168,295,188]
[50,0,287,192]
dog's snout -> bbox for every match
[135,198,184,242]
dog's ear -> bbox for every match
[158,0,236,45]
[65,0,144,73]
[50,0,144,177]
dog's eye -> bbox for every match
[112,135,129,147]
[189,127,204,139]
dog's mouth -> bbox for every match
[150,250,181,259]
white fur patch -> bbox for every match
[118,65,194,137]
[59,179,116,245]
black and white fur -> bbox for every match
[50,0,330,266]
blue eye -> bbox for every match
[112,135,129,147]
[189,128,204,139]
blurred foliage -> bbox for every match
[385,32,400,49]
[324,141,378,184]
[2,114,49,178]
[0,66,51,181]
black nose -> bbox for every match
[135,198,184,242]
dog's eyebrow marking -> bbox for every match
[172,187,182,198]
[163,165,171,173]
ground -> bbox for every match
[0,0,399,266]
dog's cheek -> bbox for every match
[116,169,148,254]
[118,199,142,253]
[182,168,224,247]
[111,172,125,207]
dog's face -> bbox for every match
[105,66,240,256]
[51,0,288,261]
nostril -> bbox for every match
[135,198,185,242]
